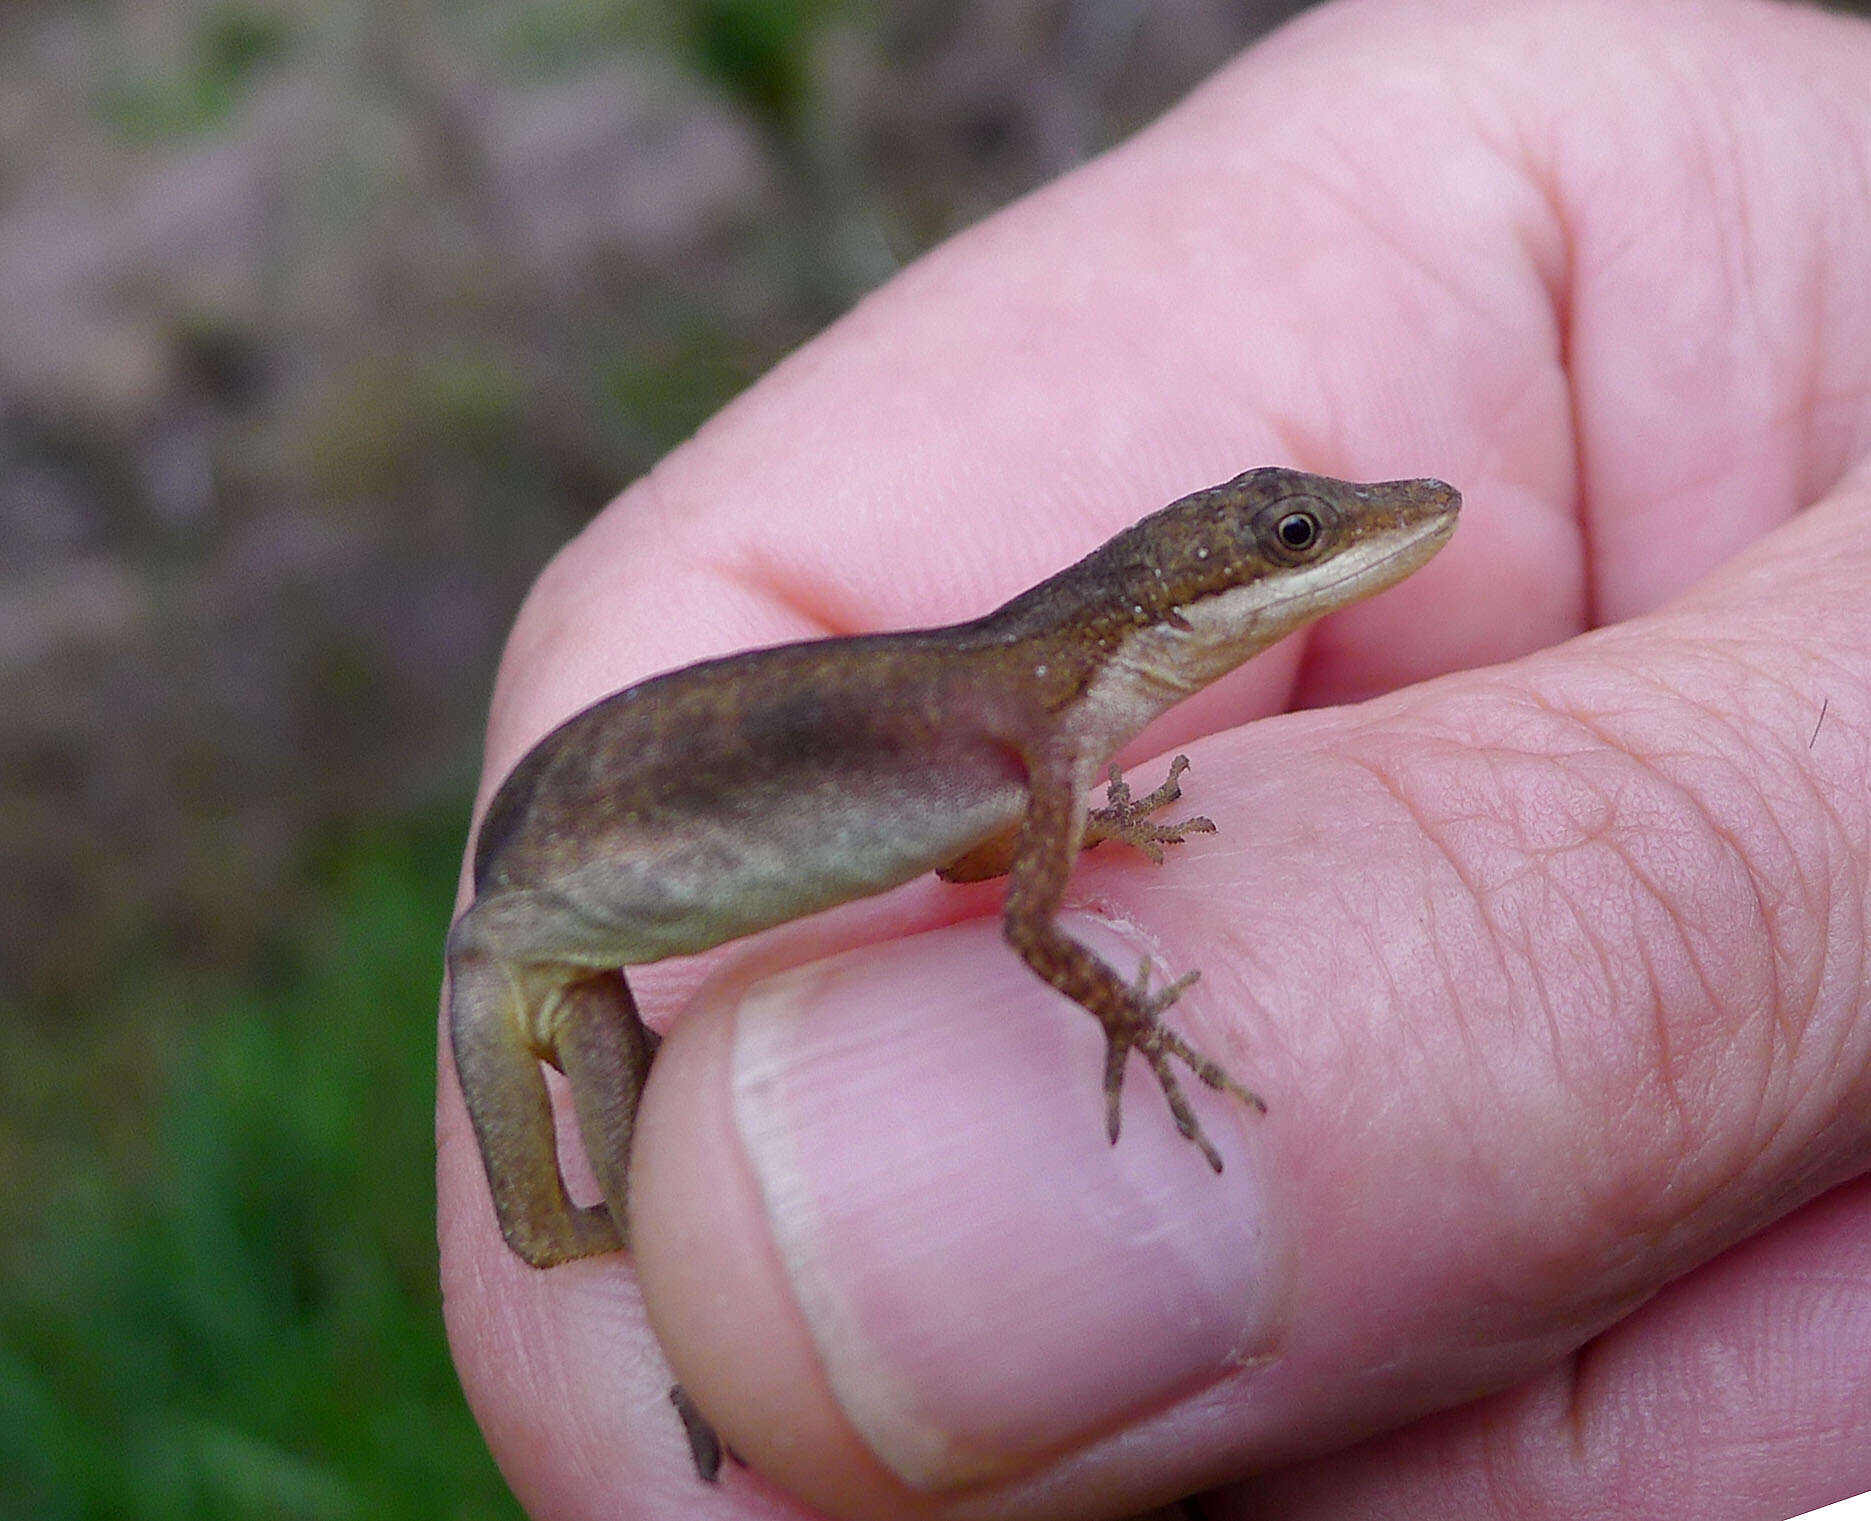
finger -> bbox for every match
[1211,1173,1871,1520]
[629,464,1871,1519]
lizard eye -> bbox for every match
[1249,494,1333,563]
[1277,510,1320,551]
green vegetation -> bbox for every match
[677,0,848,134]
[481,0,848,120]
[98,4,292,140]
[0,818,521,1521]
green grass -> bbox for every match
[0,817,520,1521]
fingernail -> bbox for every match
[727,917,1285,1490]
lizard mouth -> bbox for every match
[1243,503,1457,627]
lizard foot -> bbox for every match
[1087,754,1217,863]
[671,1383,747,1482]
[1101,960,1266,1172]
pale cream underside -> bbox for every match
[1062,516,1451,772]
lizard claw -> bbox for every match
[1099,958,1262,1172]
[1086,754,1217,863]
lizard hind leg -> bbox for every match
[554,968,658,1252]
[1101,960,1267,1173]
[447,919,627,1266]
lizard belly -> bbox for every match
[556,750,1027,963]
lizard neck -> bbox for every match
[959,550,1253,765]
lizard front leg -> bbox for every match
[1081,753,1217,861]
[938,753,1214,883]
[1001,749,1265,1172]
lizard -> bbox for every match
[445,465,1459,1475]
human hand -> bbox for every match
[438,1,1871,1516]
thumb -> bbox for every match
[628,466,1871,1520]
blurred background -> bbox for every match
[0,1,1329,1514]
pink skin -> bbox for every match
[436,1,1871,1517]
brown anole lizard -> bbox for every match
[446,466,1458,1474]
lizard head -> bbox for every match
[1045,467,1460,735]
